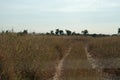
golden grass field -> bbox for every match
[61,42,100,80]
[88,36,120,78]
[0,34,71,80]
[0,34,120,80]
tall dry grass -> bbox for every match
[88,36,120,77]
[88,36,120,59]
[1,34,119,80]
[0,34,70,80]
[61,41,99,80]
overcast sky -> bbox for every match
[0,0,120,34]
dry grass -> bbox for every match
[0,34,70,80]
[88,36,120,76]
[61,41,99,80]
[1,34,120,80]
[88,36,120,59]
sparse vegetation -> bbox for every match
[61,41,100,80]
[88,37,120,59]
[88,36,120,77]
[0,30,120,80]
[82,29,88,35]
[0,34,71,80]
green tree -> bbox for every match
[23,30,28,34]
[55,29,60,35]
[66,30,72,35]
[50,30,54,35]
[46,32,50,35]
[6,30,9,34]
[118,28,120,34]
[59,30,64,35]
[72,32,76,35]
[82,29,88,35]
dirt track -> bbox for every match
[52,47,72,80]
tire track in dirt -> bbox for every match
[84,47,99,69]
[52,47,72,80]
[84,46,116,80]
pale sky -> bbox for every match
[0,0,120,34]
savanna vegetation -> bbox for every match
[88,37,120,78]
[61,42,100,80]
[0,28,120,80]
[0,34,71,80]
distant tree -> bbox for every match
[55,29,60,35]
[82,29,88,35]
[72,32,76,35]
[59,30,64,35]
[91,34,97,37]
[17,30,28,36]
[32,32,35,35]
[17,32,23,36]
[46,32,50,35]
[66,30,72,35]
[118,28,120,34]
[50,30,54,35]
[23,30,28,34]
[6,30,9,34]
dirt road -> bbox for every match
[52,47,72,80]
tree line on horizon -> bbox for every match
[47,29,88,36]
[0,28,120,37]
[0,28,89,36]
